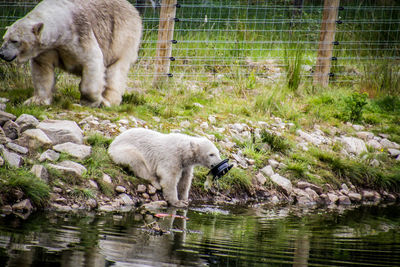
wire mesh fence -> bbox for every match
[0,0,399,89]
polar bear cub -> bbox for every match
[108,128,222,207]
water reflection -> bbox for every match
[0,204,400,266]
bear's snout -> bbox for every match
[0,47,17,62]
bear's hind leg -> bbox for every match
[109,145,160,189]
[25,51,58,105]
[103,57,131,106]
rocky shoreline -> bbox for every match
[1,101,400,217]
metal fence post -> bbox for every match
[153,0,177,86]
[313,0,340,87]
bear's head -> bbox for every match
[192,138,222,169]
[0,21,44,63]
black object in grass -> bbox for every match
[209,159,233,179]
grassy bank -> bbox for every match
[0,59,399,207]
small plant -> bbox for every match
[70,187,96,199]
[122,91,146,105]
[260,130,291,153]
[342,92,368,122]
[284,45,303,91]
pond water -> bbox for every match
[1,204,400,266]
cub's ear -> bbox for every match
[190,141,200,153]
[32,22,44,36]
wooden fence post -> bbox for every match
[153,0,177,86]
[313,0,340,87]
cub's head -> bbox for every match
[192,138,222,169]
[0,21,43,63]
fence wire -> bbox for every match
[0,0,399,87]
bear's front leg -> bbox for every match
[178,167,194,203]
[158,169,187,208]
[79,41,106,107]
[24,51,57,105]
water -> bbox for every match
[1,204,400,266]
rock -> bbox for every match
[1,148,23,167]
[31,165,49,182]
[53,142,91,159]
[137,184,147,193]
[338,195,351,205]
[0,205,12,213]
[39,149,60,162]
[348,192,362,202]
[180,121,191,128]
[98,205,115,212]
[12,199,33,213]
[3,120,19,140]
[356,131,374,140]
[370,159,380,167]
[383,192,396,202]
[15,114,39,132]
[340,136,367,155]
[362,190,375,201]
[208,115,216,124]
[102,173,112,184]
[200,122,208,129]
[37,120,83,145]
[118,193,135,206]
[0,110,16,126]
[352,124,364,131]
[0,156,4,166]
[51,203,72,212]
[140,201,168,212]
[6,143,28,154]
[367,139,383,150]
[268,159,280,169]
[89,180,98,189]
[380,138,400,149]
[20,129,52,149]
[296,129,322,146]
[86,199,97,209]
[296,181,323,194]
[148,185,157,195]
[260,165,274,177]
[269,174,292,195]
[0,128,7,144]
[255,173,266,185]
[48,160,87,177]
[142,193,150,199]
[327,193,339,204]
[305,188,319,201]
[55,197,68,204]
[388,148,400,157]
[397,155,400,161]
[115,186,126,193]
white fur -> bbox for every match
[108,128,222,207]
[0,0,142,107]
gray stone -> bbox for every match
[296,181,323,194]
[48,160,87,177]
[362,190,375,201]
[118,193,135,206]
[370,159,380,167]
[348,192,362,202]
[12,199,33,213]
[31,165,49,182]
[341,136,367,155]
[99,205,115,212]
[338,195,351,205]
[1,148,23,167]
[140,201,168,212]
[260,165,274,177]
[352,124,364,131]
[86,199,97,209]
[89,180,98,189]
[380,138,400,149]
[268,159,280,168]
[102,173,112,184]
[296,129,322,146]
[148,185,157,195]
[255,173,266,185]
[0,128,8,144]
[51,203,72,212]
[6,143,28,154]
[21,129,53,149]
[15,114,39,132]
[327,193,339,204]
[116,186,126,193]
[0,110,16,126]
[53,142,91,159]
[39,149,60,162]
[137,184,147,193]
[38,120,83,145]
[0,156,4,166]
[388,148,400,157]
[305,188,319,201]
[269,174,292,195]
[367,139,383,150]
[3,120,19,140]
[356,131,374,140]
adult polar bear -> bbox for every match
[0,0,141,107]
[108,128,222,207]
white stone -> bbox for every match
[180,121,191,128]
[260,165,274,177]
[356,131,374,140]
[200,122,209,129]
[118,193,135,205]
[352,124,364,131]
[1,148,23,167]
[31,165,49,182]
[89,180,98,189]
[102,173,112,184]
[381,138,400,149]
[388,148,400,157]
[48,160,87,177]
[340,136,367,155]
[255,173,266,185]
[39,149,60,162]
[15,114,39,132]
[208,115,216,124]
[367,139,383,150]
[53,142,91,159]
[22,129,53,148]
[38,120,83,145]
[115,186,126,193]
[269,174,292,195]
[6,143,28,154]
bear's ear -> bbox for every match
[32,23,44,36]
[190,141,200,153]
